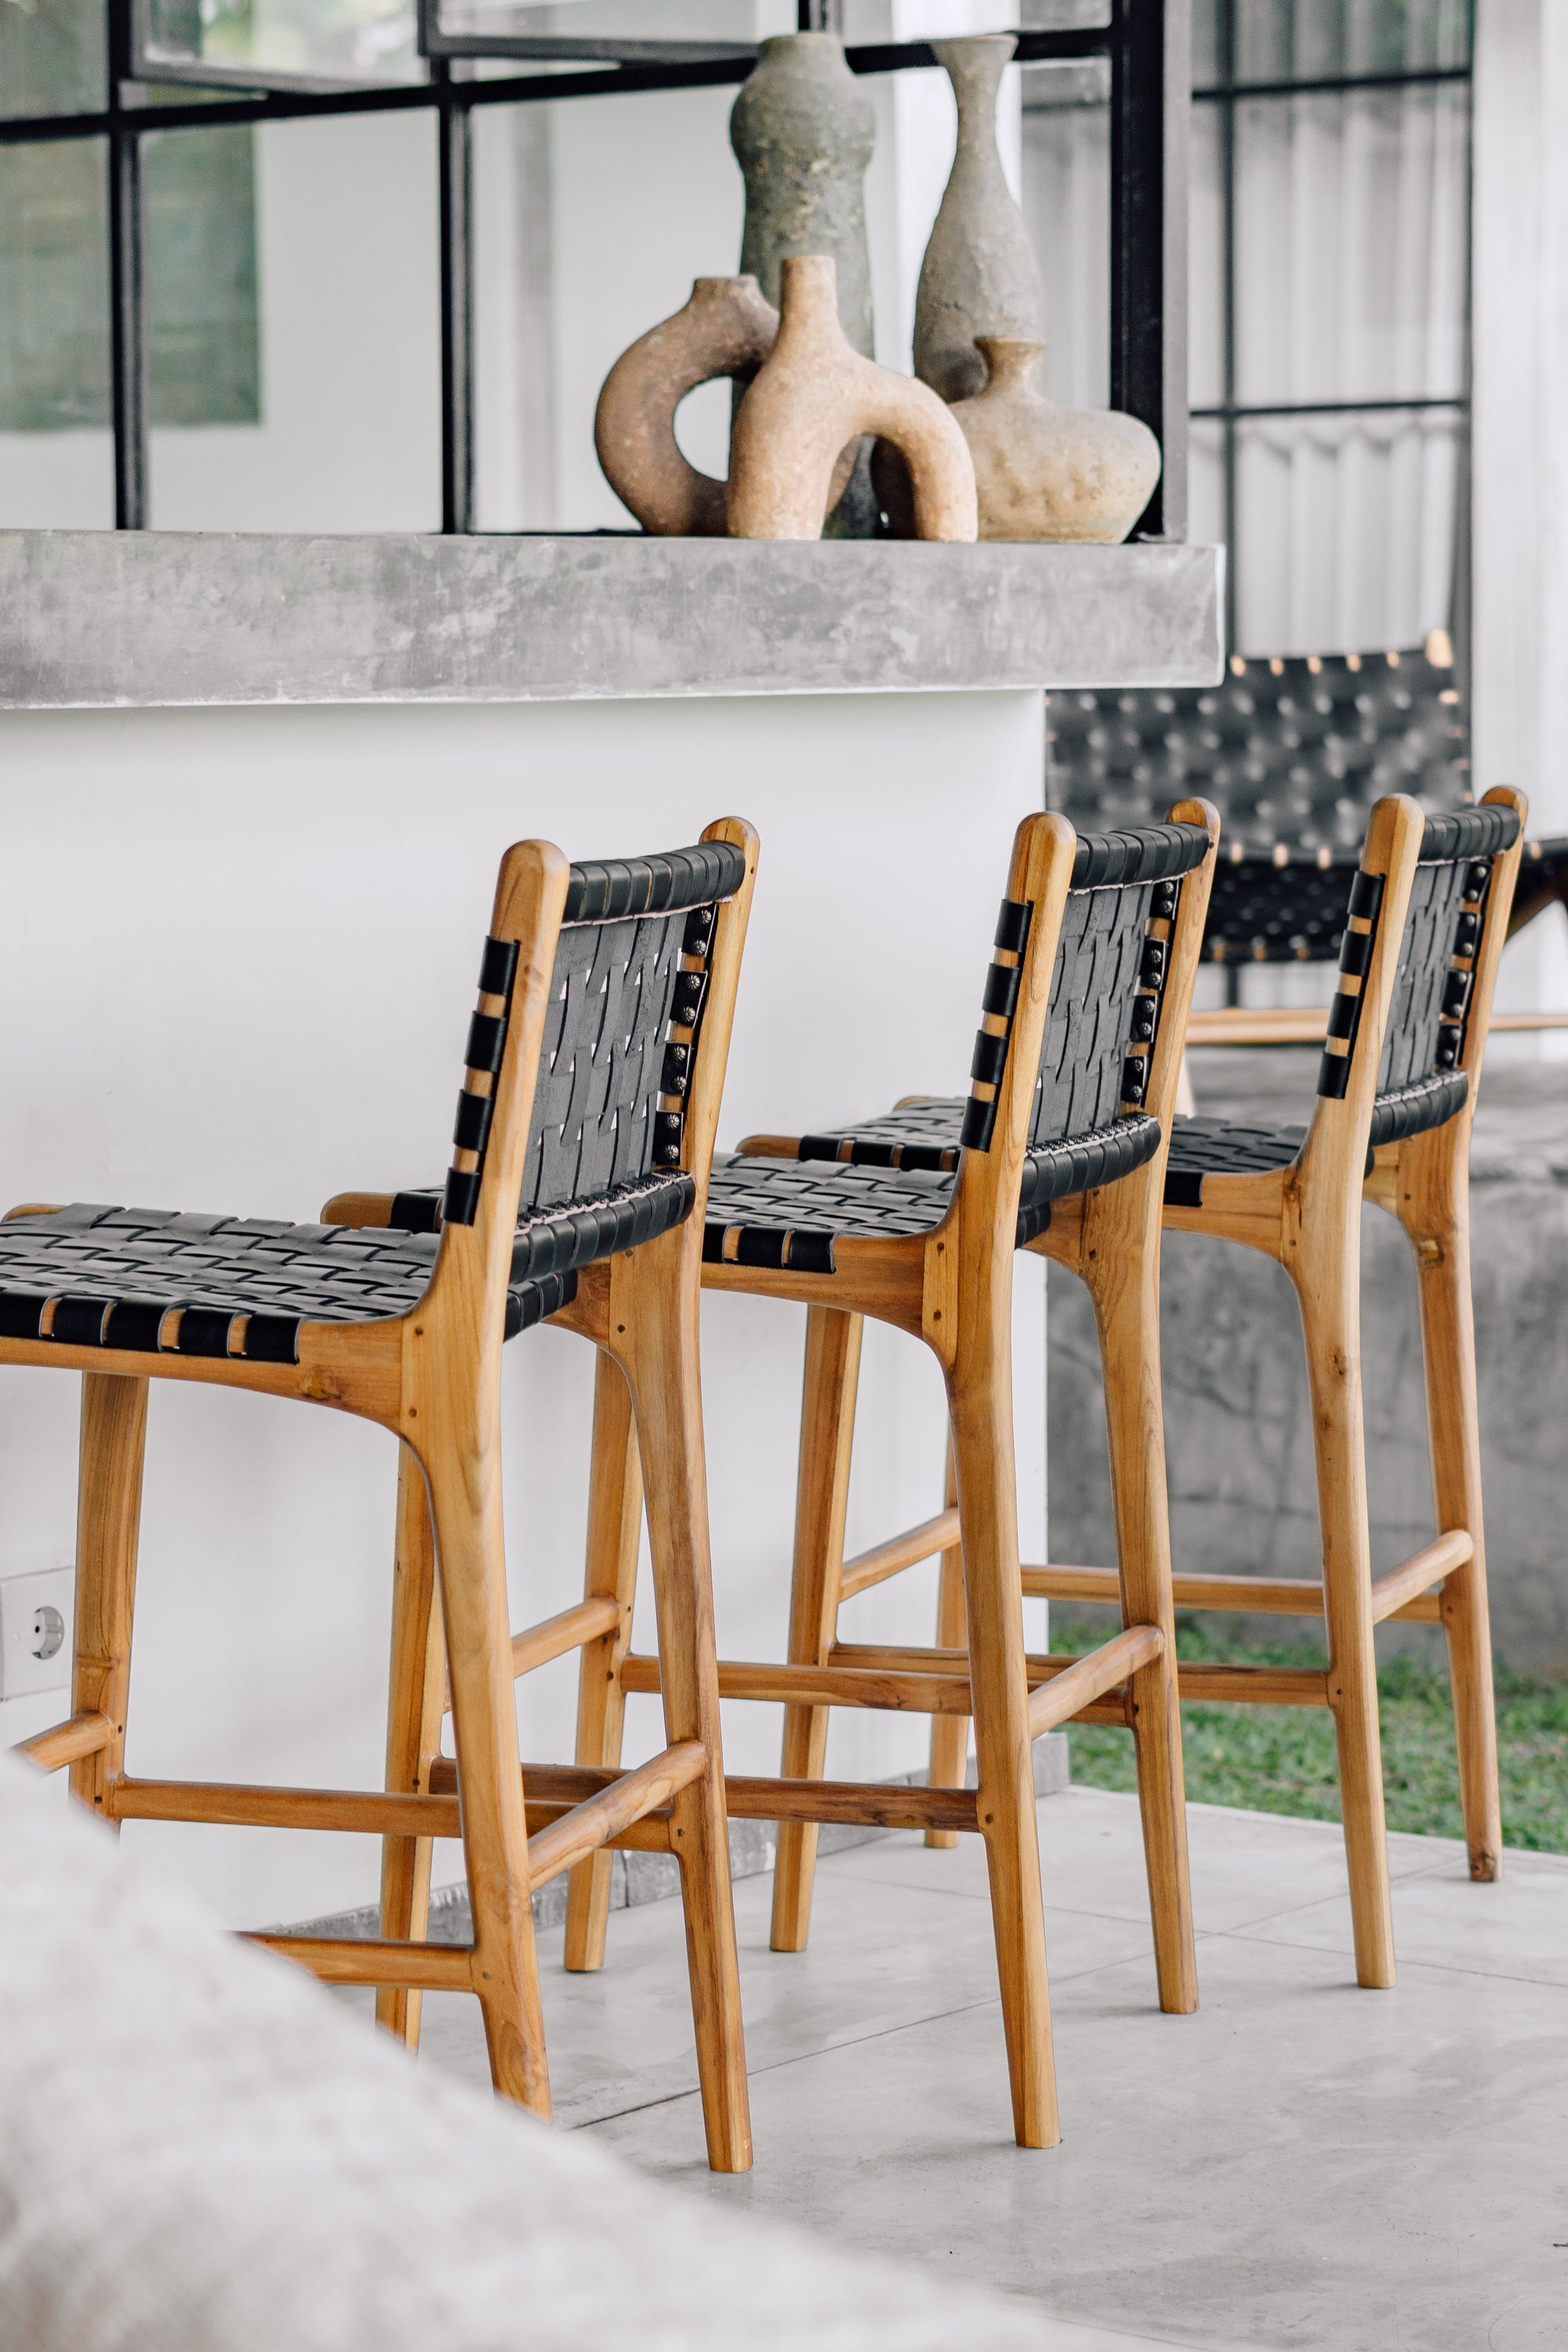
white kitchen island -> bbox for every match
[0,528,1221,1929]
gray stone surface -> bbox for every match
[0,530,1223,709]
[387,1789,1568,2350]
[1048,1048,1568,1671]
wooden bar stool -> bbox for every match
[14,821,758,2174]
[570,802,1220,2149]
[1029,787,1526,1987]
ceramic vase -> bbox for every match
[728,255,977,543]
[730,32,880,535]
[913,34,1047,406]
[951,336,1162,543]
[595,277,781,536]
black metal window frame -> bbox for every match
[1192,5,1475,652]
[3,0,1189,541]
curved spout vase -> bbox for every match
[731,32,880,536]
[914,34,1047,406]
[595,277,780,536]
[952,336,1162,543]
[728,256,977,543]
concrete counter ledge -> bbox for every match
[0,530,1222,710]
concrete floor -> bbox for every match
[387,1788,1568,2352]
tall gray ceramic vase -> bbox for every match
[730,32,880,536]
[914,34,1047,406]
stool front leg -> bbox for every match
[377,1443,447,2046]
[949,1306,1060,2151]
[1082,1224,1196,2014]
[1290,1220,1396,1988]
[70,1373,149,1828]
[564,1348,644,1972]
[612,1228,752,2174]
[422,1428,551,2115]
[771,1305,862,1952]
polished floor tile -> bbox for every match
[395,1791,1567,2350]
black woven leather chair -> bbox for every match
[14,822,759,2176]
[567,802,1219,2151]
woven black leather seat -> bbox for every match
[706,1106,1162,1271]
[0,1174,697,1367]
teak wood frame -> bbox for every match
[14,816,759,2176]
[1028,786,1527,1990]
[568,800,1221,2151]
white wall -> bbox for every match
[1472,0,1568,1039]
[0,686,1048,1929]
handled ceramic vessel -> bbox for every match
[728,256,977,543]
[596,277,780,536]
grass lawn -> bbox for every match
[1053,1612,1568,1853]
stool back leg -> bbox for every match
[1399,1137,1502,1881]
[771,1305,862,1953]
[70,1373,148,1828]
[609,1221,752,2173]
[949,1300,1060,2150]
[1288,1214,1396,1987]
[924,1432,968,1849]
[376,1443,447,2046]
[420,1424,551,2114]
[564,1349,644,1972]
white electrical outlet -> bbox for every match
[0,1567,74,1701]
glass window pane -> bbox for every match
[1232,408,1463,657]
[0,0,106,119]
[430,2,789,57]
[1191,0,1221,85]
[1020,67,1109,408]
[1233,85,1468,407]
[1236,0,1472,85]
[474,77,745,532]
[140,0,423,88]
[151,109,441,529]
[146,125,261,424]
[1189,412,1225,551]
[0,132,113,524]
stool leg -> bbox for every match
[924,1432,968,1849]
[1293,1233,1396,1988]
[70,1373,148,1827]
[1407,1196,1502,1882]
[949,1311,1059,2150]
[377,1444,447,2047]
[422,1432,550,2115]
[1084,1240,1197,2014]
[615,1229,751,2173]
[564,1349,644,1972]
[771,1306,862,1952]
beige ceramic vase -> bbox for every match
[728,256,977,542]
[596,276,782,536]
[950,336,1162,543]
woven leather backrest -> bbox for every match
[1030,823,1213,1150]
[441,842,746,1230]
[1375,806,1521,1098]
